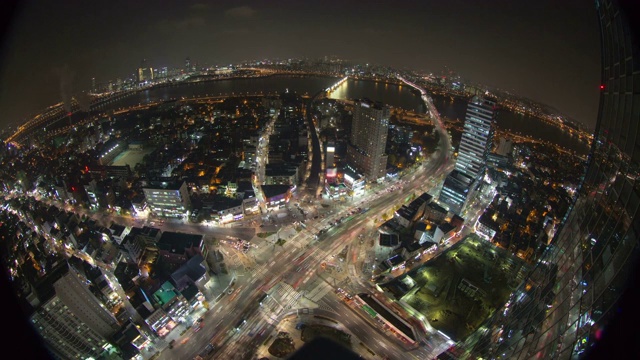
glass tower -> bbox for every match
[457,0,640,359]
[439,96,495,214]
[455,96,496,179]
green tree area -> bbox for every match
[268,332,296,358]
[300,324,351,349]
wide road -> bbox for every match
[304,89,329,197]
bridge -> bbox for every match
[325,76,348,93]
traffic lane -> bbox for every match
[159,245,308,359]
[160,291,254,360]
[152,221,257,241]
[320,295,407,359]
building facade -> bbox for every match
[29,262,120,359]
[346,99,390,181]
[454,96,496,179]
[460,1,640,359]
[143,181,191,218]
[31,296,116,360]
[438,169,475,214]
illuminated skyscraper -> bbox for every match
[455,96,496,179]
[346,99,390,181]
[439,96,495,214]
[458,1,640,358]
[137,59,154,83]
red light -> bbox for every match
[71,186,76,192]
[600,85,605,90]
[67,112,72,116]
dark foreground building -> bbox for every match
[457,0,640,359]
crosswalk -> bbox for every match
[271,282,302,314]
[305,279,333,302]
[251,266,269,279]
[317,304,334,313]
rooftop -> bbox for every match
[261,184,291,198]
[152,281,178,306]
[379,233,400,247]
[144,180,186,191]
[157,232,203,254]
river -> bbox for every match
[104,75,589,154]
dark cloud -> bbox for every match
[0,0,600,130]
[190,3,209,11]
[224,5,256,19]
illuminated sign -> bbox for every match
[327,146,335,152]
[361,102,370,108]
[326,168,337,177]
[344,173,354,183]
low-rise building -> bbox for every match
[204,195,244,223]
[143,180,191,218]
[261,184,292,209]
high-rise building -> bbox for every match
[185,57,191,72]
[439,96,495,213]
[28,262,119,359]
[454,96,496,179]
[143,180,191,218]
[137,59,154,83]
[346,99,390,180]
[438,169,475,215]
[459,1,640,359]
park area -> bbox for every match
[399,235,527,341]
[111,148,154,167]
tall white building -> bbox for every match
[454,96,496,179]
[439,96,495,214]
[346,99,390,181]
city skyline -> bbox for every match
[0,0,600,130]
[2,1,639,360]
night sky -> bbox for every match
[0,0,600,131]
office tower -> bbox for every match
[346,99,390,180]
[439,96,495,214]
[454,96,496,179]
[29,262,119,359]
[185,57,191,71]
[143,180,191,217]
[438,169,475,215]
[137,59,154,83]
[459,1,640,359]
